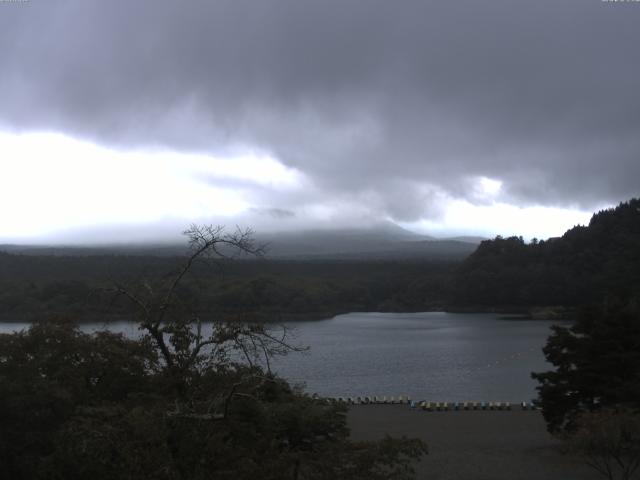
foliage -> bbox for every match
[453,198,640,308]
[565,408,640,480]
[532,299,640,434]
[0,225,427,479]
[0,254,456,321]
[0,320,160,479]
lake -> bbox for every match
[0,312,564,402]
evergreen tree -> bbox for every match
[532,298,640,433]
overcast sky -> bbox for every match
[1,0,638,243]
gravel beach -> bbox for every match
[347,405,600,480]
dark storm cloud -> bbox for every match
[1,0,639,221]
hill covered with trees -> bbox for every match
[452,198,640,311]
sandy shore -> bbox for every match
[347,405,600,480]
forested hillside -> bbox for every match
[452,199,640,309]
[0,254,455,321]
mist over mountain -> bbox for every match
[257,223,477,259]
[0,222,481,260]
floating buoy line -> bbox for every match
[323,396,538,411]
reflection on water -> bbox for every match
[0,312,565,402]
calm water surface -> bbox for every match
[269,312,564,402]
[1,312,564,402]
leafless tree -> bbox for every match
[110,224,304,389]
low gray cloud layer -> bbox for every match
[1,0,639,227]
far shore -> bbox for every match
[0,311,346,324]
[347,405,598,480]
[0,307,575,324]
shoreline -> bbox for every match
[0,307,573,324]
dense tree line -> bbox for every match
[452,199,640,309]
[0,255,455,321]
